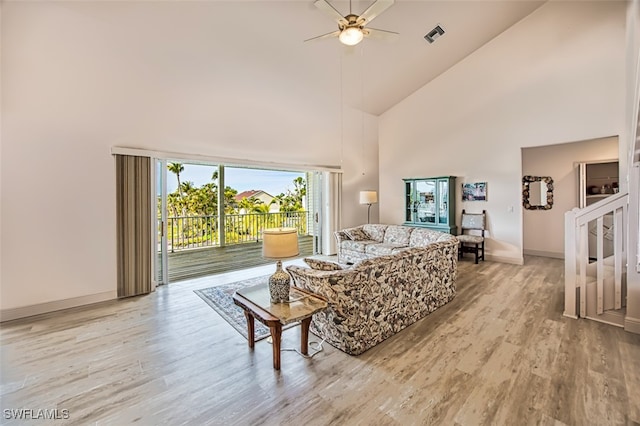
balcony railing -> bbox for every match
[165,211,310,251]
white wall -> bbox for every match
[0,2,378,315]
[522,136,619,258]
[379,1,626,264]
[341,107,380,228]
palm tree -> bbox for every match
[252,203,270,214]
[275,177,307,212]
[179,181,196,195]
[167,162,184,197]
[293,177,306,199]
[237,196,263,214]
[223,187,239,213]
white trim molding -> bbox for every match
[0,291,117,322]
[485,254,524,265]
[523,249,564,259]
[625,315,640,334]
[110,146,343,174]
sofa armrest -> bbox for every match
[287,265,352,299]
[287,265,366,323]
[334,230,351,245]
[334,230,351,261]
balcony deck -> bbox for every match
[164,235,314,282]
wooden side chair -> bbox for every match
[458,210,486,264]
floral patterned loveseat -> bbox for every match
[335,224,456,264]
[286,233,458,355]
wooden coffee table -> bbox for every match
[232,283,327,370]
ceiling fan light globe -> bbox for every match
[339,27,364,46]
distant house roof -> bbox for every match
[234,190,274,202]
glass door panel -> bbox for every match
[438,179,449,225]
[310,172,322,255]
[405,181,414,222]
[155,159,168,286]
[404,176,456,234]
[416,180,436,224]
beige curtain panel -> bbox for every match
[116,154,152,298]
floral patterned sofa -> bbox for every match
[286,232,458,355]
[335,224,456,264]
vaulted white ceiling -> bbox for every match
[180,0,546,116]
[300,0,547,115]
[4,0,547,122]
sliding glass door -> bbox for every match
[152,161,333,283]
[310,171,323,255]
[154,159,169,286]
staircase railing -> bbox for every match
[564,192,628,319]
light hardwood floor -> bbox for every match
[2,256,640,425]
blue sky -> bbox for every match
[166,163,305,196]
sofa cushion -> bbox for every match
[365,243,407,256]
[304,258,343,271]
[383,225,414,245]
[343,227,369,241]
[341,239,378,253]
[409,228,452,247]
[362,224,388,242]
[457,235,483,244]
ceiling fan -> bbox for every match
[305,0,398,46]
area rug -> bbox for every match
[195,275,294,342]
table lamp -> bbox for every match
[262,227,299,302]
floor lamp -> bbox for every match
[359,191,378,224]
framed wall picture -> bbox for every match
[462,182,487,201]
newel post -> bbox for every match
[564,208,578,318]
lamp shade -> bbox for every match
[262,228,299,259]
[359,191,378,205]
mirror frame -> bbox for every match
[522,175,554,210]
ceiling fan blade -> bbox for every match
[304,30,341,43]
[359,0,394,25]
[313,0,347,25]
[363,27,399,40]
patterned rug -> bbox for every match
[194,275,290,342]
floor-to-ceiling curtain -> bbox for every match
[115,154,152,298]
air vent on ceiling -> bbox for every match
[424,25,445,44]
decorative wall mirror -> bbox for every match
[522,176,554,210]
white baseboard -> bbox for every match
[585,312,625,328]
[0,291,117,322]
[624,315,640,334]
[485,254,524,265]
[523,249,564,259]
